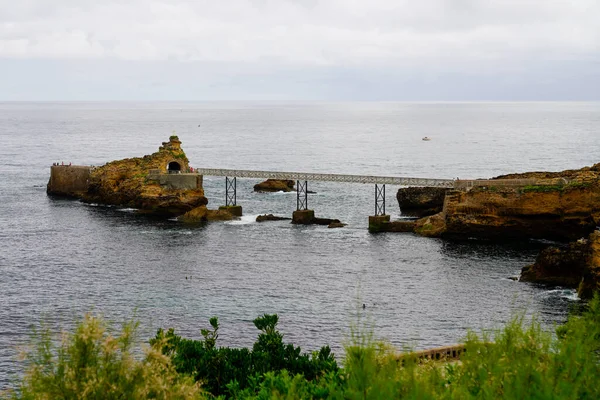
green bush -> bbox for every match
[225,296,600,399]
[151,314,339,397]
[3,314,202,400]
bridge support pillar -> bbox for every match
[368,215,390,233]
[219,205,243,217]
[369,184,389,232]
[292,209,315,225]
[296,180,308,210]
[222,177,242,216]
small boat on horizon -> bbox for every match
[422,136,432,141]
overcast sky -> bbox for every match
[1,0,599,101]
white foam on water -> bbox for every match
[543,288,579,301]
[117,208,137,213]
[225,214,261,225]
[272,190,295,195]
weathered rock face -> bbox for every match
[520,241,590,287]
[178,206,233,223]
[520,231,600,298]
[47,165,92,197]
[579,231,600,298]
[254,179,295,192]
[397,187,450,217]
[413,163,600,242]
[414,213,446,237]
[80,136,208,216]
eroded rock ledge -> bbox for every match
[520,231,600,298]
[397,187,450,217]
[413,163,600,242]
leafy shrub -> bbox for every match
[3,314,202,400]
[151,314,339,397]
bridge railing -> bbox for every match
[194,168,456,188]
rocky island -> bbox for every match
[47,136,230,221]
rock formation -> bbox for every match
[396,187,450,217]
[80,136,208,216]
[413,163,600,242]
[256,214,292,222]
[179,206,234,223]
[254,179,295,192]
[520,231,600,298]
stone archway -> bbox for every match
[167,161,182,173]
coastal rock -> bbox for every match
[79,136,208,216]
[414,213,446,237]
[520,231,600,299]
[256,214,292,222]
[291,210,344,226]
[579,231,600,298]
[179,206,234,223]
[327,221,347,228]
[47,165,92,197]
[385,220,416,232]
[413,163,600,242]
[313,217,341,226]
[397,187,450,217]
[254,179,295,192]
[520,240,589,287]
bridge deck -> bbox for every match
[194,168,456,188]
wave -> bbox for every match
[225,214,260,225]
[542,288,579,301]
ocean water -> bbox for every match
[0,101,599,388]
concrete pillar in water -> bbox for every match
[219,205,243,217]
[368,214,390,233]
[292,209,315,224]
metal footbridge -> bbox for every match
[194,168,455,187]
[194,167,456,217]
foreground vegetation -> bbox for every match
[3,296,600,399]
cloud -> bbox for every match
[1,0,598,66]
[0,0,598,100]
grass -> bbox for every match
[3,295,600,399]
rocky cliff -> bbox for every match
[520,231,600,298]
[396,187,449,217]
[79,136,208,216]
[414,163,600,242]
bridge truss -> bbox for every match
[195,168,456,215]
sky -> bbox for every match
[0,0,599,101]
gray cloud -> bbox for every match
[0,0,598,100]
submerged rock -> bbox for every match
[256,214,291,222]
[254,179,295,192]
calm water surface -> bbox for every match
[1,102,599,388]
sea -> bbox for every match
[1,101,599,388]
